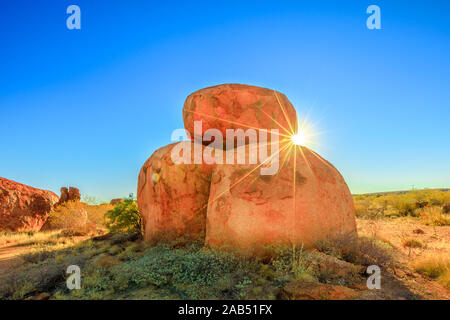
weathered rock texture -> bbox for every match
[183,84,298,146]
[0,177,59,232]
[205,145,356,254]
[137,142,213,241]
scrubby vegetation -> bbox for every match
[0,230,398,300]
[1,189,448,300]
[412,254,450,289]
[46,201,113,235]
[104,199,142,233]
[354,189,450,225]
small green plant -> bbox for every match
[105,199,142,234]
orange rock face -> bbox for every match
[183,84,298,146]
[137,142,213,241]
[0,177,59,232]
[205,145,356,254]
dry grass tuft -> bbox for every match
[402,238,423,248]
[412,254,450,289]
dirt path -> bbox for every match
[0,244,29,273]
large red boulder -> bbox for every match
[138,84,356,255]
[183,84,298,147]
[205,144,356,254]
[137,142,213,241]
[0,177,59,232]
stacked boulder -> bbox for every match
[137,84,356,254]
[56,187,81,206]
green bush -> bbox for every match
[105,199,142,234]
[353,189,450,220]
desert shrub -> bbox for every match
[105,199,142,234]
[390,196,416,216]
[315,234,360,262]
[44,240,259,300]
[413,254,450,289]
[353,189,450,222]
[0,232,375,300]
[354,198,374,218]
[443,204,450,214]
[418,206,450,226]
[316,235,395,268]
[114,244,245,298]
[269,245,317,283]
[402,238,423,248]
[85,203,113,227]
[47,201,96,234]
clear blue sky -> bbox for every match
[1,0,449,201]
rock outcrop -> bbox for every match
[68,187,81,201]
[138,84,357,254]
[56,186,81,206]
[0,177,59,232]
[59,187,69,204]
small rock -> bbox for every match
[413,228,425,234]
